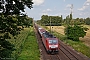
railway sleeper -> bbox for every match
[47,50,58,54]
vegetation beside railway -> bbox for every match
[0,15,33,59]
[0,0,33,59]
[17,27,40,60]
[11,28,30,59]
[37,14,90,58]
[43,26,90,58]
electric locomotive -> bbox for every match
[42,31,59,54]
[37,25,59,54]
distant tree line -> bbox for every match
[63,14,90,25]
[37,14,90,26]
[37,15,62,26]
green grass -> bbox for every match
[5,28,30,59]
[17,27,40,60]
[66,40,90,57]
[54,32,90,58]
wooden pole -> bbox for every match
[50,17,51,33]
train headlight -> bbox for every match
[49,45,58,48]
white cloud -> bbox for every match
[52,13,62,16]
[65,4,73,11]
[78,6,87,11]
[41,12,48,15]
[42,9,52,15]
[79,13,83,16]
[87,0,90,2]
[66,4,71,8]
[42,9,52,13]
[46,9,52,12]
[78,0,90,11]
[63,0,66,2]
[86,3,90,6]
[32,0,44,6]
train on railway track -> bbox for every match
[35,23,59,54]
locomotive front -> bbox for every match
[47,38,59,53]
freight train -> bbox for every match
[35,24,59,54]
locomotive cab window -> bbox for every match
[48,40,58,44]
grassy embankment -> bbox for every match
[6,27,40,60]
[43,26,90,58]
[6,28,30,59]
[17,27,40,60]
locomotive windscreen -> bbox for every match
[48,40,58,44]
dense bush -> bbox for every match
[64,25,88,41]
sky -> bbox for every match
[24,0,90,20]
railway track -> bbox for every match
[34,25,90,60]
[59,41,89,60]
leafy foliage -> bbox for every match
[38,15,62,26]
[0,15,33,59]
[0,0,33,15]
[85,17,90,25]
[0,14,33,58]
[16,15,33,27]
[63,14,86,25]
[0,0,33,58]
[64,25,88,41]
[0,38,15,58]
[63,14,72,25]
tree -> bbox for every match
[0,15,17,58]
[65,15,70,25]
[0,0,33,58]
[85,17,90,25]
[41,15,49,25]
[0,0,33,15]
[23,16,33,27]
[40,15,62,26]
[64,25,88,41]
[70,13,72,20]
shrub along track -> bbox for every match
[34,25,90,60]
